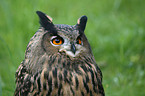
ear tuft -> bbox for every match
[77,15,88,33]
[36,11,56,34]
[46,15,53,22]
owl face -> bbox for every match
[37,11,92,58]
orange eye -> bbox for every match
[51,37,64,45]
[77,37,82,45]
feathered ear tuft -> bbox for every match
[77,15,88,34]
[36,11,57,35]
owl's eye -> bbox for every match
[51,36,64,45]
[76,37,82,45]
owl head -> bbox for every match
[34,11,93,59]
[26,11,93,62]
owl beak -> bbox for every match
[71,43,76,54]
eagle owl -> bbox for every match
[15,11,105,96]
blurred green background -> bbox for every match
[0,0,145,95]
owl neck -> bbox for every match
[46,53,96,70]
[24,52,96,74]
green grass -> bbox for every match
[0,0,145,95]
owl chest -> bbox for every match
[30,66,100,96]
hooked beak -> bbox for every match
[71,43,76,54]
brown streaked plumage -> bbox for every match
[15,11,105,96]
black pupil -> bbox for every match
[55,38,60,43]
